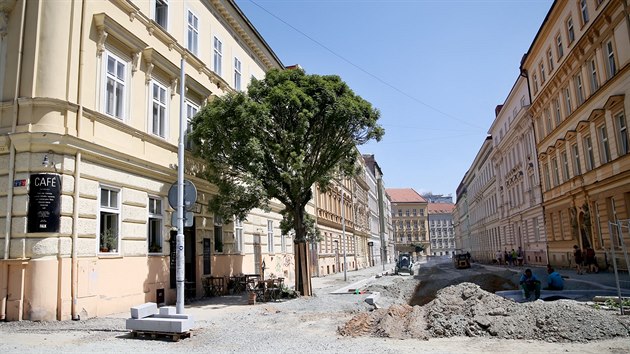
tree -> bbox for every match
[190,68,383,296]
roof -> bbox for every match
[385,188,426,203]
[428,203,455,214]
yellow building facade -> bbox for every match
[524,0,630,268]
[0,0,296,321]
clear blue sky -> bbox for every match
[235,0,553,198]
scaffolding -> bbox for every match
[604,220,630,315]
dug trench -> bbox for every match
[338,261,630,341]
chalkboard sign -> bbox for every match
[27,173,61,233]
[203,238,211,275]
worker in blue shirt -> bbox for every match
[544,265,564,290]
[519,268,541,301]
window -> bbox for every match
[104,51,126,119]
[556,34,564,59]
[572,143,582,176]
[543,163,551,191]
[584,136,595,170]
[575,74,584,105]
[533,73,539,93]
[419,209,424,216]
[616,112,629,156]
[185,100,198,150]
[233,57,242,91]
[150,80,167,138]
[605,40,616,79]
[267,220,274,253]
[148,197,163,253]
[561,88,571,118]
[561,151,570,181]
[234,219,243,253]
[551,157,560,186]
[213,36,222,76]
[553,98,561,126]
[154,0,168,29]
[589,58,599,93]
[580,0,589,24]
[412,208,417,216]
[281,232,287,253]
[99,187,120,253]
[539,62,546,83]
[186,10,198,55]
[405,209,410,217]
[547,48,554,72]
[566,17,575,43]
[599,125,611,163]
[214,215,223,252]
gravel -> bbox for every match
[1,260,630,353]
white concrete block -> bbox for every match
[126,316,193,333]
[159,306,176,316]
[130,302,158,319]
[365,292,380,305]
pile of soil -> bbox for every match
[339,282,630,342]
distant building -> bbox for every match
[386,188,429,257]
[428,203,455,256]
[362,154,391,266]
[422,193,453,204]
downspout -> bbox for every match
[2,0,26,321]
[71,0,86,321]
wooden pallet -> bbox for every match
[130,330,191,342]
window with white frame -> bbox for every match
[281,231,287,253]
[589,58,599,93]
[616,112,629,156]
[580,0,589,24]
[561,151,570,181]
[572,143,582,176]
[214,215,223,252]
[566,17,575,43]
[551,157,560,186]
[584,135,595,170]
[547,48,554,72]
[154,0,168,29]
[150,80,168,138]
[575,74,584,105]
[267,220,274,253]
[556,34,564,59]
[234,218,243,253]
[543,163,551,191]
[599,125,611,163]
[605,40,616,79]
[185,100,198,150]
[532,73,538,93]
[234,57,242,91]
[148,197,163,253]
[553,98,561,126]
[104,51,127,119]
[213,36,222,76]
[99,187,120,253]
[186,9,198,55]
[539,61,546,83]
[563,86,572,116]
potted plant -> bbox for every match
[100,228,118,253]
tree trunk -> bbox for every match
[293,206,312,296]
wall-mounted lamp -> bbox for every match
[42,150,53,167]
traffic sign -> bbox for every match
[168,179,197,211]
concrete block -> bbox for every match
[159,306,176,316]
[126,316,194,333]
[130,302,158,319]
[365,292,380,305]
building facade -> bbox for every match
[428,203,455,256]
[524,0,630,269]
[489,76,548,265]
[386,188,429,257]
[0,0,295,321]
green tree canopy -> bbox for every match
[190,68,383,295]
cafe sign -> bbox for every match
[27,173,61,233]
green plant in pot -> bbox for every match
[100,228,118,253]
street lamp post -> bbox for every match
[333,239,339,273]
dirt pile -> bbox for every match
[339,282,630,342]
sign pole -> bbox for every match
[176,56,186,314]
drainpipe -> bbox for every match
[1,0,26,321]
[70,0,86,321]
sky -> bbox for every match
[235,0,553,199]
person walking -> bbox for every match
[573,245,584,275]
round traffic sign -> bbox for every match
[168,179,198,211]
